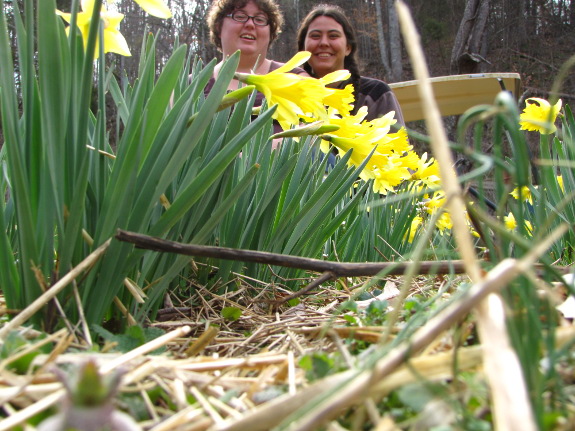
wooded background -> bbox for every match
[4,0,575,107]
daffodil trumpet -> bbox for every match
[519,97,562,135]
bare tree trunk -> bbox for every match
[450,0,490,74]
[388,0,402,82]
[375,0,392,78]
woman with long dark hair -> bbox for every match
[296,4,405,124]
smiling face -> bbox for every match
[303,16,351,78]
[219,0,271,60]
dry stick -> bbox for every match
[396,2,538,431]
[115,229,568,279]
[396,5,481,281]
[273,271,336,305]
[212,214,567,431]
[476,294,537,431]
[72,282,93,347]
[115,229,467,276]
[0,239,112,341]
[0,328,67,372]
[0,390,66,431]
[370,345,484,399]
[147,407,205,431]
[185,325,220,357]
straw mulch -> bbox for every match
[0,273,473,431]
[2,266,574,431]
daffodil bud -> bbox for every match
[270,122,340,139]
[218,85,256,111]
[234,72,251,84]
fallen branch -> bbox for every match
[116,229,466,277]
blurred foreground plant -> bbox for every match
[37,360,139,431]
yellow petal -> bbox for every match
[320,70,351,84]
[271,51,311,74]
[134,0,172,18]
[103,28,131,57]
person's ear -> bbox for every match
[345,44,351,56]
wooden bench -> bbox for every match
[389,73,522,122]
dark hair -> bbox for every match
[296,4,361,97]
[207,0,284,51]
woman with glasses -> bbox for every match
[206,0,307,94]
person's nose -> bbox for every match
[319,35,329,46]
[243,17,256,28]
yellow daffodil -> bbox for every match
[510,185,533,204]
[469,225,480,238]
[436,211,453,234]
[57,0,131,59]
[133,0,172,19]
[236,52,334,130]
[372,127,411,155]
[557,175,564,192]
[327,132,388,168]
[424,191,446,213]
[323,113,413,194]
[519,97,562,135]
[370,153,414,194]
[322,84,355,117]
[503,212,533,234]
[329,111,398,154]
[319,69,352,85]
[318,107,370,146]
[421,192,453,233]
[365,111,398,137]
[504,212,517,230]
[405,216,423,243]
[319,71,354,116]
[399,150,421,170]
[332,106,369,135]
[271,51,313,74]
[411,152,441,187]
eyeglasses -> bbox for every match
[225,11,269,26]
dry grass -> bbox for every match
[2,262,574,431]
[0,275,409,430]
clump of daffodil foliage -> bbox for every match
[54,1,446,241]
[2,0,573,334]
